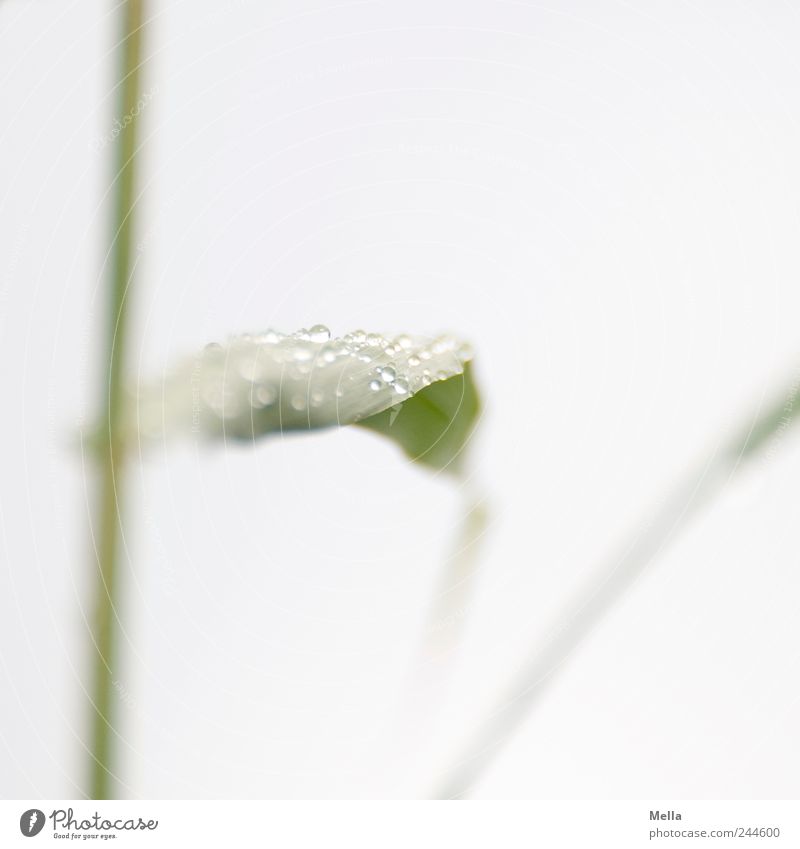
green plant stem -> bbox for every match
[392,489,489,763]
[88,0,144,800]
[411,486,488,692]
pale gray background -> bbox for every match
[1,0,799,798]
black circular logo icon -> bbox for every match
[19,809,46,837]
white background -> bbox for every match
[1,0,799,799]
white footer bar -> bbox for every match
[3,800,797,848]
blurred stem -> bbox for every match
[432,371,800,798]
[88,0,144,800]
[415,486,488,681]
[392,487,488,763]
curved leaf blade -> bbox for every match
[355,363,480,474]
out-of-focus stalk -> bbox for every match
[432,371,800,798]
[87,0,144,800]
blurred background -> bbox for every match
[1,0,799,799]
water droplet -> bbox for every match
[204,383,240,418]
[393,377,409,395]
[408,355,420,367]
[310,390,326,407]
[368,379,382,391]
[292,344,314,362]
[252,385,276,408]
[380,365,396,384]
[309,324,330,342]
[290,394,307,411]
[366,333,381,347]
[238,357,267,382]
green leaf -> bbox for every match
[355,363,480,474]
[730,386,800,461]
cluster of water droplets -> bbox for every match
[135,325,472,443]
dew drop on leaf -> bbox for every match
[309,324,331,343]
